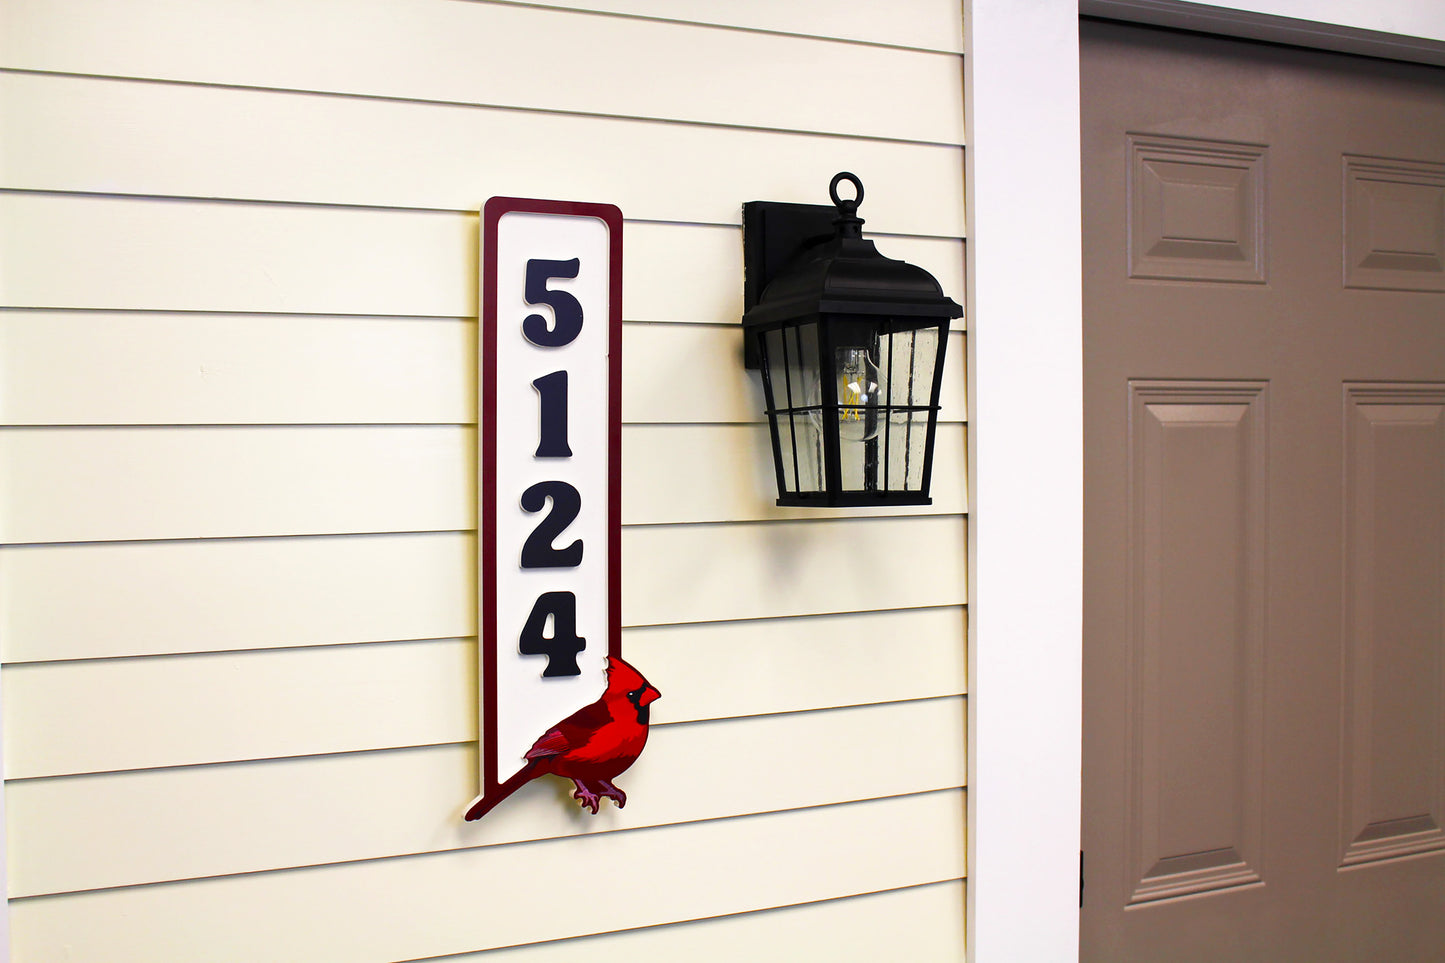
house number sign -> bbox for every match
[475,196,624,817]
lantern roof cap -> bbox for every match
[741,234,963,328]
[741,172,963,329]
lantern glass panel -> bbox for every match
[829,339,882,493]
[880,324,940,412]
[762,323,824,494]
[813,319,944,496]
[882,407,933,491]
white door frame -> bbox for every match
[964,2,1445,959]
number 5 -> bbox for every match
[522,258,583,347]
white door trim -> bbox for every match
[964,2,1084,960]
[964,1,1445,960]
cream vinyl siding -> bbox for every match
[0,0,967,958]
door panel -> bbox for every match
[1082,21,1445,962]
[1340,386,1445,868]
[1344,158,1445,292]
[1125,382,1268,906]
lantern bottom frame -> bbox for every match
[774,491,933,508]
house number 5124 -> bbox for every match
[480,198,623,808]
[519,257,587,677]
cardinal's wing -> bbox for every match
[524,697,612,759]
[523,729,567,759]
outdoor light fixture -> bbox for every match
[742,172,963,507]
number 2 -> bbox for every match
[519,480,583,568]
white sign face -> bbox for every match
[479,198,622,810]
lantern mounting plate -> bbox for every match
[741,199,837,368]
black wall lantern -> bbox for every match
[742,172,963,507]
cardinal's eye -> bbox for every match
[628,686,644,701]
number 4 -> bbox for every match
[519,591,586,677]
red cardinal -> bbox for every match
[465,656,660,820]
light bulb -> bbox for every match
[808,347,882,443]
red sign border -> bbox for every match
[479,196,624,809]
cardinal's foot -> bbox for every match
[596,780,627,809]
[571,783,601,814]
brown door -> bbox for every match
[1082,20,1445,962]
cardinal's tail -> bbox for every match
[463,762,539,821]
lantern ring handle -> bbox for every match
[829,172,864,210]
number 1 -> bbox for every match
[532,371,571,458]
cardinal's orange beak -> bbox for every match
[638,685,660,707]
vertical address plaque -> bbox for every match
[477,197,624,817]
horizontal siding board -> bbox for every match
[437,881,966,963]
[0,312,475,427]
[0,0,965,144]
[514,0,966,53]
[0,194,478,317]
[0,72,964,232]
[0,532,475,662]
[5,607,965,777]
[9,790,965,962]
[0,316,963,427]
[4,640,475,779]
[0,195,965,325]
[622,515,966,626]
[0,425,474,543]
[8,698,966,895]
[628,606,966,722]
[1,518,964,662]
[0,422,965,542]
